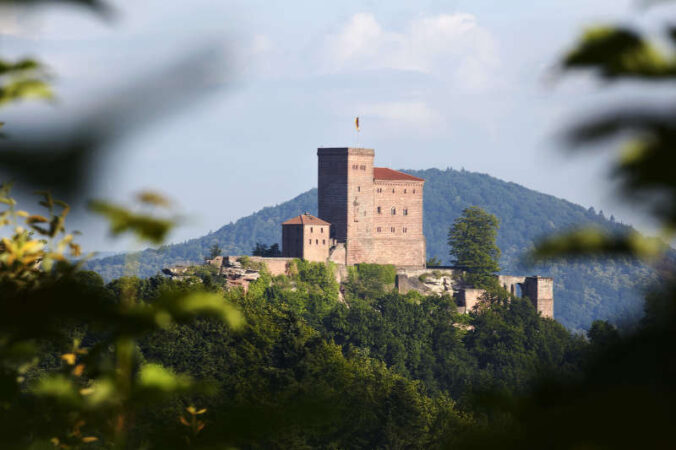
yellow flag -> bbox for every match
[355,116,360,132]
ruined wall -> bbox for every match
[249,256,295,276]
[497,275,527,297]
[328,242,346,265]
[457,289,484,314]
[523,276,554,319]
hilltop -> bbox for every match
[85,167,656,332]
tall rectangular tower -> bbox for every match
[317,147,375,264]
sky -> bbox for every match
[0,0,671,254]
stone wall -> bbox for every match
[302,223,330,262]
[248,256,295,276]
[523,276,554,319]
[457,288,484,314]
[282,224,303,258]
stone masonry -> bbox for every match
[316,147,426,268]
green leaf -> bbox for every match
[88,199,175,244]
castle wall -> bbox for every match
[523,276,554,319]
[371,238,426,267]
[249,257,294,276]
[370,179,425,267]
[282,224,303,258]
[302,223,330,262]
[497,275,527,297]
[317,148,352,242]
[345,149,376,265]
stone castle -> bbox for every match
[204,147,554,319]
[282,147,426,267]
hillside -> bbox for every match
[85,168,656,332]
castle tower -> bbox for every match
[317,147,425,268]
[281,213,331,262]
[318,148,375,264]
[523,276,554,319]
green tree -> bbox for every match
[208,243,222,259]
[448,206,501,289]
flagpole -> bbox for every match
[355,116,360,148]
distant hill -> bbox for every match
[85,168,656,332]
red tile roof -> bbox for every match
[282,213,331,226]
[373,167,424,182]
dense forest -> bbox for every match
[86,168,657,332]
[21,261,593,448]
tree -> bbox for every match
[448,206,500,289]
[208,243,222,259]
[252,242,281,257]
[426,256,442,267]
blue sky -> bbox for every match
[0,0,669,253]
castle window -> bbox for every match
[360,165,366,170]
[391,227,395,233]
[316,239,318,244]
[377,188,382,193]
[404,188,407,193]
[403,208,408,216]
[308,239,312,244]
[403,227,408,233]
[320,228,323,233]
[377,206,381,214]
[357,186,360,192]
[310,227,313,233]
[377,227,382,233]
[392,188,395,193]
[391,207,396,215]
[322,239,326,245]
[413,189,416,193]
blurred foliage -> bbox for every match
[89,192,178,245]
[0,59,52,108]
[0,186,244,448]
[452,6,676,450]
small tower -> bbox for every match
[281,213,331,262]
[523,276,554,319]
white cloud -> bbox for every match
[357,101,442,129]
[322,12,500,90]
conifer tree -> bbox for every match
[448,206,500,289]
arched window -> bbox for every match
[391,207,396,215]
[390,227,395,233]
[308,239,312,244]
[403,208,408,216]
[310,227,313,233]
[316,239,318,244]
[404,188,407,193]
[377,227,382,233]
[377,206,381,214]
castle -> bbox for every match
[204,147,554,319]
[282,147,426,267]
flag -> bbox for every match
[355,116,360,132]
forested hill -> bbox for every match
[85,167,655,332]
